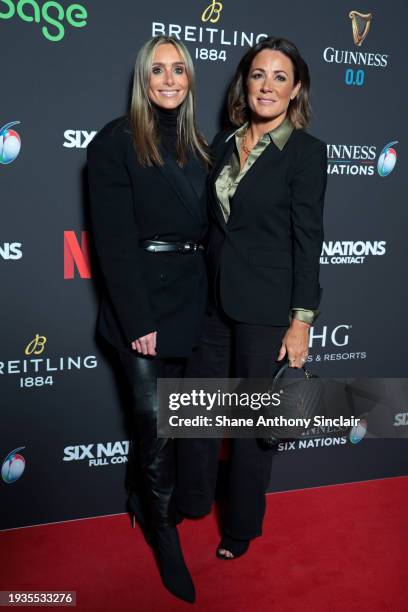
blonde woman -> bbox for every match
[87,36,209,603]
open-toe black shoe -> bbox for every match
[216,535,250,560]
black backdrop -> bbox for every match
[1,0,407,530]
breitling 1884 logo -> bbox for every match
[0,335,98,389]
[151,0,268,63]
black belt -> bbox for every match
[140,239,204,254]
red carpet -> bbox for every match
[1,476,406,611]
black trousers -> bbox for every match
[117,349,186,527]
[176,301,287,539]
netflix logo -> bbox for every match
[64,231,91,279]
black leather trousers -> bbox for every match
[117,349,186,528]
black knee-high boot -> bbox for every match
[117,350,195,603]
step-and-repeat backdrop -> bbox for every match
[2,0,407,530]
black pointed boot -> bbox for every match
[143,436,195,603]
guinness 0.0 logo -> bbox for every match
[323,11,389,88]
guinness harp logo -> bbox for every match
[349,10,372,46]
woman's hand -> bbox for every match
[277,319,309,368]
[131,331,157,356]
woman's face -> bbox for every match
[148,43,189,110]
[246,49,301,125]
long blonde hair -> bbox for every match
[130,36,209,167]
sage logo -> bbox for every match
[0,0,88,43]
[0,121,21,164]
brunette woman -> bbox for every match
[176,37,327,560]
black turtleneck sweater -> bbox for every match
[152,104,206,213]
[153,104,179,158]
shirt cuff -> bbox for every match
[289,308,319,325]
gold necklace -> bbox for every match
[241,128,251,157]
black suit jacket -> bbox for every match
[207,127,327,325]
[87,116,208,358]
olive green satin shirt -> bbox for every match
[215,118,318,325]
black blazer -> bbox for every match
[207,127,327,325]
[87,116,208,358]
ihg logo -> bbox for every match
[0,0,87,42]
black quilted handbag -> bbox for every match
[258,361,324,448]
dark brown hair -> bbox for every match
[228,37,311,129]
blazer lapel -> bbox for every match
[209,135,235,227]
[184,155,206,200]
[183,155,208,224]
[229,141,286,219]
[157,149,203,223]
